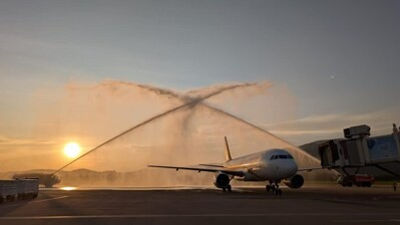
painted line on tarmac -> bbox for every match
[333,219,400,223]
[33,196,69,203]
[0,213,399,220]
[1,196,69,207]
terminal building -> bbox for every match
[300,124,400,186]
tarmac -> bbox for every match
[0,185,399,225]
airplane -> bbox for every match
[149,137,315,195]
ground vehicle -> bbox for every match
[0,179,39,203]
[0,180,17,203]
[13,173,60,188]
[337,174,375,187]
[16,178,39,199]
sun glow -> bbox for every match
[60,186,77,191]
[63,142,81,158]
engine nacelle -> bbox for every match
[214,173,230,188]
[284,174,304,189]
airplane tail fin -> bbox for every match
[224,136,232,161]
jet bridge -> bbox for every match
[317,124,400,186]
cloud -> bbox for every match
[263,107,400,144]
[269,129,341,136]
[0,135,55,147]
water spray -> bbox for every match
[52,82,266,174]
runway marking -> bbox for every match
[0,196,69,207]
[33,196,69,203]
[333,219,400,223]
[1,213,399,220]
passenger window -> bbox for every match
[287,154,293,159]
[270,155,276,160]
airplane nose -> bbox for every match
[281,160,298,177]
[290,161,298,174]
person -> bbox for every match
[393,124,400,141]
[393,182,398,192]
[398,126,400,137]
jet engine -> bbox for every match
[284,174,304,189]
[214,173,230,188]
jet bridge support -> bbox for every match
[374,163,400,179]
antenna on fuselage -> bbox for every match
[224,136,232,161]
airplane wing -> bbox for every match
[297,167,324,172]
[148,164,244,177]
[199,163,224,167]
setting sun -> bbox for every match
[63,142,81,158]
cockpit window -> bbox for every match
[270,154,293,160]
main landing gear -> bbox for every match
[266,182,282,196]
[222,185,232,192]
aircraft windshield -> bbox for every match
[270,154,293,160]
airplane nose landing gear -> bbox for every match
[266,182,282,195]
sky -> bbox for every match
[0,0,399,171]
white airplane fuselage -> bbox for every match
[223,149,298,182]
